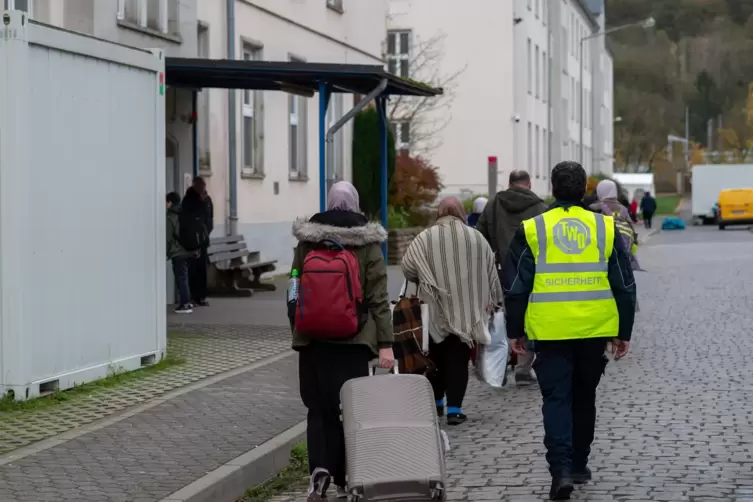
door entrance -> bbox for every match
[166,137,179,305]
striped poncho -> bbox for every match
[401,215,503,345]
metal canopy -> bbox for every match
[165,58,442,97]
[165,58,443,261]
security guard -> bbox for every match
[502,161,637,501]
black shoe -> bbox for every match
[195,299,210,307]
[436,406,445,417]
[573,467,592,484]
[549,477,574,500]
[446,413,467,426]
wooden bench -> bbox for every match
[206,235,278,297]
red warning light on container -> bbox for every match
[488,156,498,163]
[159,73,164,85]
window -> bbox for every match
[542,0,547,25]
[547,130,552,178]
[535,125,540,178]
[562,27,568,64]
[528,122,533,172]
[527,0,531,10]
[535,0,539,18]
[117,0,179,35]
[542,51,547,102]
[535,45,540,99]
[562,98,568,138]
[326,0,343,12]
[242,44,264,175]
[5,0,31,13]
[394,122,411,155]
[527,38,532,95]
[289,87,308,178]
[386,31,411,78]
[327,94,345,185]
[197,23,210,173]
[543,129,548,178]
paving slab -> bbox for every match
[0,325,291,455]
[0,349,305,502]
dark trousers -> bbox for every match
[427,335,471,410]
[533,339,609,478]
[171,256,191,306]
[188,248,208,302]
[643,211,654,229]
[299,343,372,487]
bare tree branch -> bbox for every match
[386,31,467,156]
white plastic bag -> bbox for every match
[475,310,509,388]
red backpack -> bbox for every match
[295,240,365,339]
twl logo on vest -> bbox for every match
[553,219,592,254]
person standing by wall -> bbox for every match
[402,197,502,425]
[166,192,193,314]
[476,170,547,385]
[640,191,657,229]
[502,161,637,500]
[182,176,212,306]
[467,196,488,227]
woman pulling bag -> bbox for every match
[402,196,502,425]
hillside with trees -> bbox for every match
[607,0,753,170]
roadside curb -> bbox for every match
[160,420,307,502]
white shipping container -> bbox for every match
[0,11,166,399]
[691,164,753,221]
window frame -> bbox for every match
[527,38,532,95]
[386,30,411,79]
[241,43,265,177]
[116,0,177,35]
[535,44,540,100]
[5,0,33,15]
[289,55,309,180]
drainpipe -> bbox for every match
[226,0,238,235]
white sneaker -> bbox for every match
[307,468,331,501]
[174,304,193,314]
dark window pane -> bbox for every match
[243,117,253,167]
[400,123,410,143]
[290,125,298,172]
[400,59,409,78]
[388,59,397,75]
[399,32,410,54]
[387,33,396,55]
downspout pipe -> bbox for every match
[226,0,238,235]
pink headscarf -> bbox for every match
[437,196,467,222]
[327,181,361,212]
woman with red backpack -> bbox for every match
[290,181,395,500]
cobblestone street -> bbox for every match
[273,225,753,501]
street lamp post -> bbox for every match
[579,17,655,169]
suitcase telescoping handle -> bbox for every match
[368,359,400,376]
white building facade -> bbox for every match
[197,0,387,271]
[387,0,615,199]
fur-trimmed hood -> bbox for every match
[292,216,387,246]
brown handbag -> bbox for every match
[391,282,435,375]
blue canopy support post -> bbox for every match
[191,90,199,177]
[376,96,389,262]
[318,82,332,212]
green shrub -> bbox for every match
[387,205,411,229]
[352,108,396,219]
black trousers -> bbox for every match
[427,335,471,410]
[188,248,208,302]
[533,339,609,478]
[299,343,372,487]
[643,211,655,229]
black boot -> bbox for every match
[549,477,574,500]
[573,466,592,485]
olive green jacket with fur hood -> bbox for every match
[290,210,393,355]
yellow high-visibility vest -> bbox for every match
[522,206,619,341]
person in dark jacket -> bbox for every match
[503,161,636,500]
[477,170,548,385]
[291,181,395,500]
[166,192,193,314]
[467,196,488,227]
[182,176,213,306]
[640,192,657,229]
